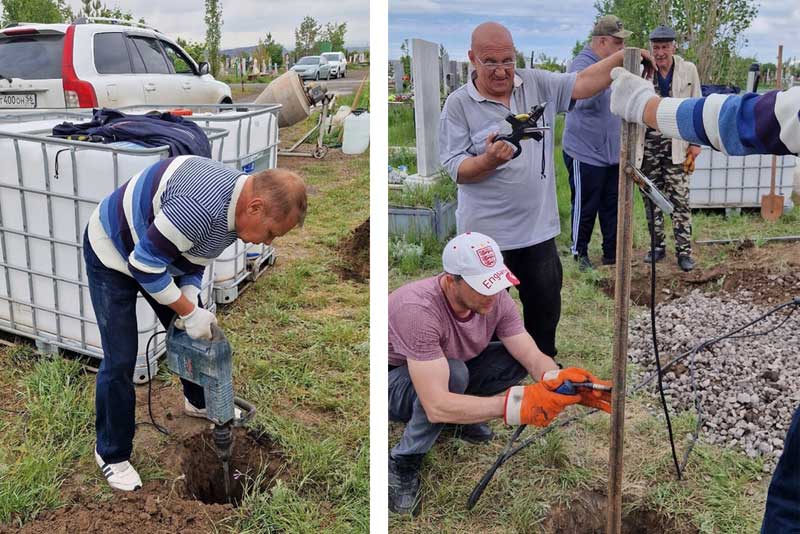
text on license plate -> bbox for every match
[0,94,36,108]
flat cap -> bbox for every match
[649,24,676,41]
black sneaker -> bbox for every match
[446,423,494,444]
[575,254,594,271]
[644,247,666,263]
[677,255,696,272]
[601,255,616,266]
[388,453,423,516]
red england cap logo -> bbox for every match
[476,245,496,268]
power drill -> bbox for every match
[165,322,255,500]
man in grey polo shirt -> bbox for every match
[439,21,653,358]
[562,15,630,271]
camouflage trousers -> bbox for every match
[641,128,692,256]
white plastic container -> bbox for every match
[690,147,795,209]
[0,120,229,382]
[342,110,370,154]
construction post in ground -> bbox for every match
[607,47,641,534]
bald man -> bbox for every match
[439,22,652,359]
[86,156,306,491]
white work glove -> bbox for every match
[180,285,201,306]
[177,306,217,341]
[610,66,657,125]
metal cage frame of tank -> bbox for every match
[689,147,796,210]
[0,123,228,382]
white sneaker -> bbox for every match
[183,397,242,420]
[95,449,142,491]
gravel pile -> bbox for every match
[628,289,800,471]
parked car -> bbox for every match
[0,17,231,110]
[321,52,347,78]
[290,55,331,81]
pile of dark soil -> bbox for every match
[336,218,370,283]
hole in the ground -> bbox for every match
[180,426,286,506]
[542,491,697,534]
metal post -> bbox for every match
[607,47,641,534]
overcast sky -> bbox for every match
[61,0,369,50]
[388,0,799,65]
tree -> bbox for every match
[594,0,759,84]
[321,21,347,52]
[294,16,320,57]
[176,37,206,65]
[400,39,411,78]
[254,33,284,67]
[1,0,71,26]
[572,39,589,58]
[205,0,222,78]
[75,0,143,23]
[515,50,525,68]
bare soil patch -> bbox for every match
[542,490,697,534]
[600,242,800,306]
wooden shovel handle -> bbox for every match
[770,45,783,195]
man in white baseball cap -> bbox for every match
[387,232,612,516]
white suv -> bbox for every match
[0,17,231,110]
[321,52,347,79]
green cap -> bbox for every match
[592,15,632,39]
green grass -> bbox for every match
[389,147,417,175]
[388,104,416,147]
[222,152,370,532]
[0,355,94,526]
[388,173,456,208]
[387,112,780,532]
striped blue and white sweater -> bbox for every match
[656,87,800,156]
[87,155,247,305]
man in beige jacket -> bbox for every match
[636,25,701,271]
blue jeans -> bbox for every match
[388,342,527,458]
[84,231,205,463]
[762,403,800,533]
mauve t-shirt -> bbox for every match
[388,274,526,366]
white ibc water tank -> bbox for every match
[342,109,370,155]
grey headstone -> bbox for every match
[412,39,442,180]
[391,60,405,92]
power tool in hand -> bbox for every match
[165,322,255,500]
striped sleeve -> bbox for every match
[127,197,213,305]
[656,87,800,156]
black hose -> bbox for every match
[134,330,169,435]
[646,199,682,480]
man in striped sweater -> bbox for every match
[84,155,307,491]
[610,68,799,534]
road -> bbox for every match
[232,69,367,103]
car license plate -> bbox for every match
[0,93,36,108]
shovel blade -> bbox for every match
[760,194,784,221]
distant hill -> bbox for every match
[221,44,368,57]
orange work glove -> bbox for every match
[503,382,581,427]
[540,367,613,414]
